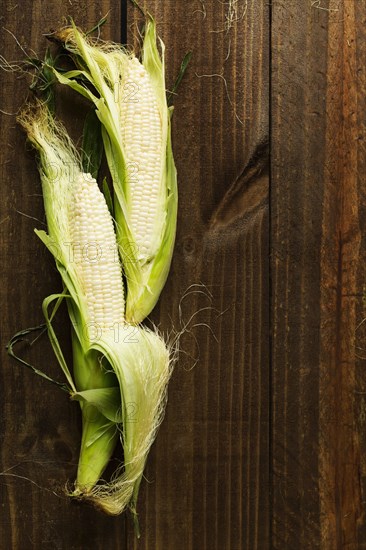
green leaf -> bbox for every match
[83,421,116,448]
[86,14,109,36]
[167,51,192,107]
[102,177,114,218]
[82,109,103,179]
[54,70,97,101]
[72,387,122,423]
[27,47,60,113]
[129,0,146,16]
[6,324,71,393]
[42,293,77,392]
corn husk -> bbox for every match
[18,103,173,522]
[53,17,178,324]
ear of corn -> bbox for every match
[18,102,123,489]
[18,102,174,520]
[54,18,178,324]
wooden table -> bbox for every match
[1,1,365,548]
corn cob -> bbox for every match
[54,18,177,324]
[118,56,164,262]
[18,103,124,489]
[70,173,125,337]
[18,102,173,520]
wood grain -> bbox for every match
[126,1,270,548]
[0,2,126,549]
[1,1,270,548]
[271,0,366,548]
[4,0,366,548]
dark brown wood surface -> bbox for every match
[271,1,366,549]
[0,1,365,549]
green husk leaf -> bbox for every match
[84,326,173,516]
[86,14,109,36]
[167,51,192,106]
[27,47,58,112]
[128,0,145,17]
[83,419,116,448]
[75,402,118,488]
[82,109,103,179]
[71,330,120,490]
[6,324,71,392]
[55,71,97,102]
[102,176,114,218]
[72,387,122,423]
[42,292,76,392]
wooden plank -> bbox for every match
[319,1,366,547]
[126,1,270,548]
[271,1,366,548]
[0,2,126,549]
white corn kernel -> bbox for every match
[118,58,163,261]
[69,173,125,338]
